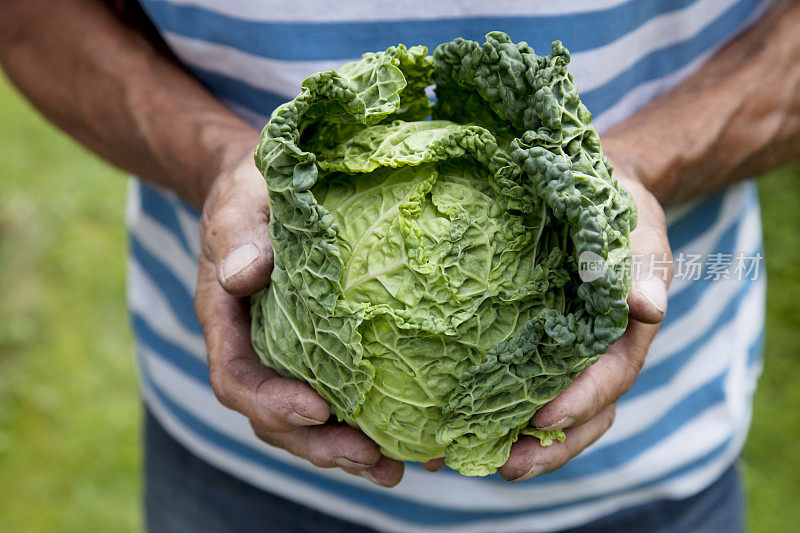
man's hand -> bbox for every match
[0,0,405,487]
[497,175,674,482]
[193,146,404,487]
[488,0,800,484]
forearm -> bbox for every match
[602,0,800,206]
[0,0,258,207]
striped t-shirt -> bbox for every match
[127,1,768,531]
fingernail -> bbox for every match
[222,243,259,282]
[335,457,373,469]
[285,412,325,426]
[359,470,391,487]
[637,277,667,314]
[511,463,547,483]
[537,416,574,431]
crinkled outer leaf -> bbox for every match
[252,33,636,476]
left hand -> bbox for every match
[496,174,674,482]
[194,145,405,488]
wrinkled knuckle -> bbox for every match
[251,407,282,433]
[308,453,332,468]
[621,356,645,390]
[249,420,278,446]
[605,405,617,429]
[252,383,292,430]
[541,453,569,476]
[632,355,645,375]
[248,419,265,439]
[199,202,215,232]
[193,297,203,322]
[602,416,615,436]
[304,436,333,467]
[557,442,575,467]
[193,292,215,325]
[590,378,606,410]
[577,378,605,420]
[209,366,235,409]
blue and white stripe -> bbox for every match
[128,1,768,530]
[138,0,769,129]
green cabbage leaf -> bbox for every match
[251,33,636,476]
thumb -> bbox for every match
[622,178,673,324]
[201,152,273,297]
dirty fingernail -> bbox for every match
[511,463,547,483]
[359,470,391,487]
[286,412,325,426]
[335,457,373,469]
[222,243,259,282]
[537,416,574,431]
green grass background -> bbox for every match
[1,73,798,532]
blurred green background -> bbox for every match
[1,72,799,532]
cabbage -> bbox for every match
[251,33,636,476]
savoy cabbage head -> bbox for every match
[251,33,636,476]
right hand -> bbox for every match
[193,142,404,487]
